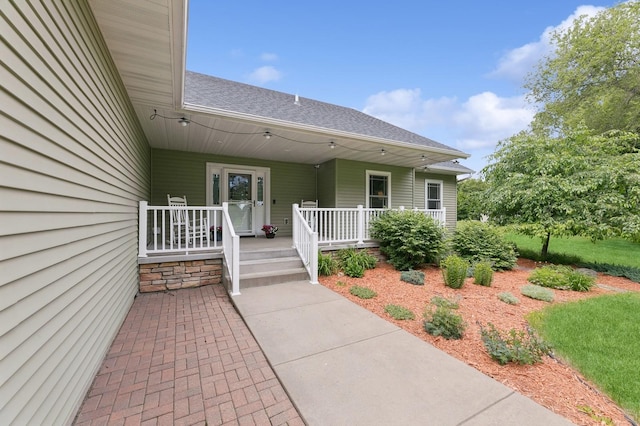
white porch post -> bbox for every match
[138,201,148,257]
[292,203,298,249]
[357,204,364,244]
[310,232,319,284]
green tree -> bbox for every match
[457,178,489,221]
[482,129,639,257]
[525,2,640,135]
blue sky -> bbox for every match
[186,1,618,174]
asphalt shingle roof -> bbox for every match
[184,71,467,156]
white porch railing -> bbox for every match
[221,203,241,296]
[138,202,224,256]
[298,205,446,245]
[292,204,319,284]
[138,202,241,295]
[139,202,445,295]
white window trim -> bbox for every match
[425,179,443,210]
[366,170,391,208]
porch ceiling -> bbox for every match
[139,105,464,168]
[91,0,465,169]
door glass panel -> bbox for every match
[257,176,264,206]
[212,173,220,205]
[228,172,253,233]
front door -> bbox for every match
[225,169,255,235]
[207,163,269,236]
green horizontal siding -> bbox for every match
[1,1,150,424]
[152,150,317,235]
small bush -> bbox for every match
[451,221,518,270]
[338,248,377,277]
[343,262,365,278]
[521,284,554,302]
[384,304,416,320]
[318,251,338,276]
[349,285,377,299]
[473,261,494,286]
[479,323,551,365]
[400,270,425,285]
[369,210,446,270]
[528,265,594,292]
[423,306,465,340]
[497,292,519,305]
[580,262,640,283]
[441,255,469,289]
[423,296,465,339]
[430,295,460,310]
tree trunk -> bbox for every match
[541,232,551,258]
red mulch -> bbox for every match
[319,258,639,426]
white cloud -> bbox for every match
[453,92,535,149]
[363,89,533,151]
[490,5,606,82]
[248,66,282,84]
[260,52,278,61]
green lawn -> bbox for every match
[531,293,640,421]
[504,233,640,269]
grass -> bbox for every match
[504,233,640,269]
[530,293,640,421]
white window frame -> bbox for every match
[366,170,391,208]
[425,179,443,210]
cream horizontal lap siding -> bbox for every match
[415,171,458,230]
[1,2,150,425]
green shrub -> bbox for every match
[337,248,377,278]
[423,296,465,339]
[430,295,460,310]
[451,221,518,270]
[580,262,640,283]
[497,292,519,305]
[349,285,377,299]
[317,251,339,276]
[521,284,555,302]
[423,306,465,340]
[479,323,551,365]
[528,265,594,292]
[369,210,446,270]
[343,262,365,278]
[384,304,416,320]
[441,255,469,289]
[473,261,494,286]
[400,270,425,285]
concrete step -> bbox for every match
[240,268,310,288]
[240,256,304,275]
[240,248,298,261]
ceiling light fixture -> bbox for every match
[263,131,272,139]
[329,141,335,149]
[178,117,190,127]
[421,155,426,161]
[380,149,386,156]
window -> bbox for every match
[425,180,443,210]
[367,171,391,208]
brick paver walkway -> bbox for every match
[74,285,304,426]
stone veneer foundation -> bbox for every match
[139,258,223,293]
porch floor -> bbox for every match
[73,284,304,426]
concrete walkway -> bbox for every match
[232,281,575,426]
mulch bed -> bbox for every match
[319,258,639,426]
